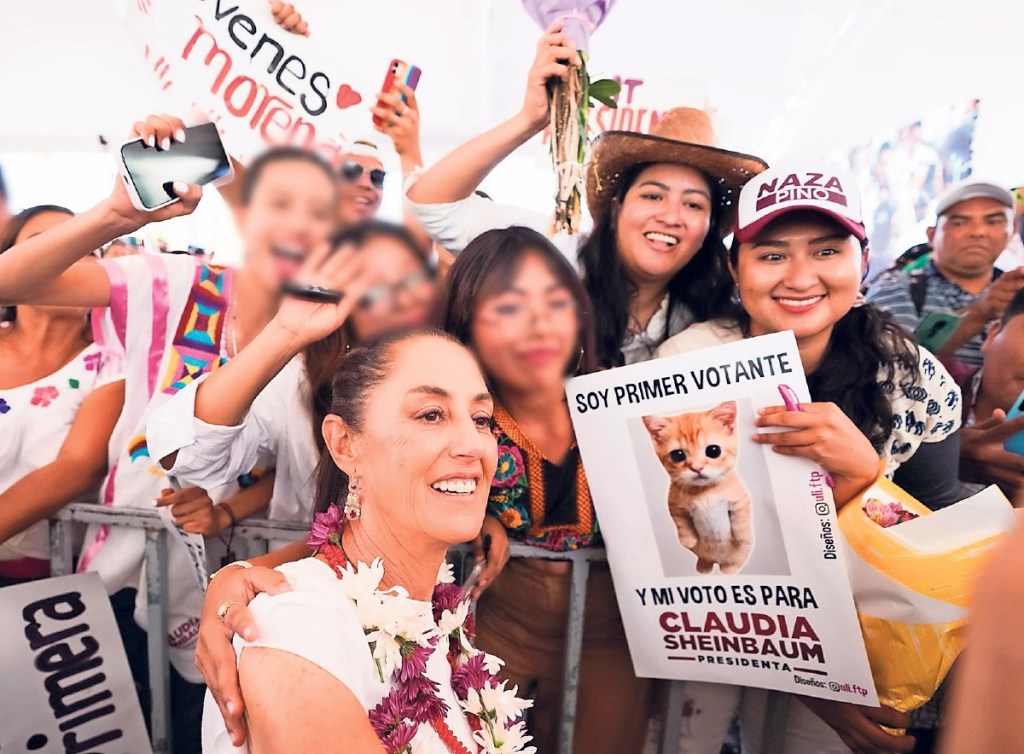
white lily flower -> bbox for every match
[368,629,404,678]
[482,653,505,675]
[337,559,386,604]
[437,561,456,584]
[438,601,469,636]
[476,682,532,727]
[473,721,536,754]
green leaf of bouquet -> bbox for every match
[589,79,621,108]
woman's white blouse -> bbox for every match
[201,558,476,753]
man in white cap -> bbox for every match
[867,179,1024,367]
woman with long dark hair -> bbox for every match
[440,227,650,752]
[656,164,965,754]
[405,25,767,368]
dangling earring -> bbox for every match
[573,346,585,373]
[730,285,742,305]
[343,476,362,521]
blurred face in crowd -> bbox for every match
[928,197,1011,282]
[105,239,136,259]
[337,153,384,227]
[470,251,581,395]
[733,212,867,345]
[325,336,497,547]
[347,237,437,341]
[239,158,337,290]
[613,163,713,288]
[980,312,1024,413]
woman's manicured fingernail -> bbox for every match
[145,135,155,147]
[171,181,189,196]
[174,128,187,142]
[160,137,171,151]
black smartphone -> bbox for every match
[281,282,344,304]
[119,122,233,210]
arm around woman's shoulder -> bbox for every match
[234,562,386,753]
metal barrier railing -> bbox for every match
[49,503,789,754]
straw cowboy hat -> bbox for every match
[586,108,768,233]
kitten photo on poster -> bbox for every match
[643,400,753,574]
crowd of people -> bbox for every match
[2,11,1024,754]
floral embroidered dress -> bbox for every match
[0,343,109,564]
[488,406,599,551]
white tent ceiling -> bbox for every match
[2,1,1021,165]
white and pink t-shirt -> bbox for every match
[79,253,261,681]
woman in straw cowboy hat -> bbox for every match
[405,22,768,369]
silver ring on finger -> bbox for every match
[217,600,243,624]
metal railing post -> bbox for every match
[760,691,791,754]
[145,527,171,754]
[557,555,590,754]
[659,681,686,754]
[48,518,73,577]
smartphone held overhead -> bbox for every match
[373,58,422,126]
[119,122,233,211]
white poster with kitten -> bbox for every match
[566,331,876,703]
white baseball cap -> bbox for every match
[735,164,865,243]
[934,178,1013,218]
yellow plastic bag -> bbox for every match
[839,478,1013,712]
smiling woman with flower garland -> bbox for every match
[202,328,536,754]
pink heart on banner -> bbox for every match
[336,84,362,109]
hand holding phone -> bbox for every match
[914,311,963,353]
[460,559,487,601]
[372,59,422,126]
[280,281,344,304]
[119,121,232,211]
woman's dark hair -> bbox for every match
[725,231,919,451]
[0,205,75,322]
[576,163,733,367]
[241,146,336,205]
[312,327,464,513]
[303,221,434,451]
[440,226,599,377]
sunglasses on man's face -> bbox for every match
[340,161,386,190]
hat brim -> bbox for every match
[585,131,768,235]
[734,206,867,244]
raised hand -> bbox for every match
[373,84,422,160]
[519,22,581,134]
[105,114,203,229]
[271,241,373,348]
[269,0,309,36]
